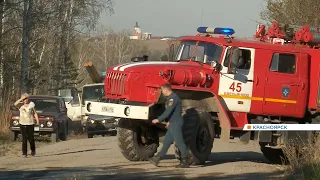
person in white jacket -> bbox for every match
[14,93,39,158]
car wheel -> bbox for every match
[110,131,117,136]
[88,133,94,138]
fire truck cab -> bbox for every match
[85,23,320,165]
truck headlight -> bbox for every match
[46,121,53,127]
[102,120,106,124]
[124,106,130,116]
[13,120,19,126]
[87,103,92,112]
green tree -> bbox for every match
[261,0,320,25]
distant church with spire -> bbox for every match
[130,22,152,40]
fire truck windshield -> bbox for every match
[175,40,223,64]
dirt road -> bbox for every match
[0,136,286,180]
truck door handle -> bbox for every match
[290,83,300,87]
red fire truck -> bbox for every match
[84,22,320,165]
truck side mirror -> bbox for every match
[228,47,241,74]
[168,43,174,61]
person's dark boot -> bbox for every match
[176,157,189,168]
[148,155,161,167]
[31,151,36,156]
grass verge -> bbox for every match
[283,134,320,180]
[0,131,12,156]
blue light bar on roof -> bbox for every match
[197,27,235,35]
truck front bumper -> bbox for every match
[85,102,153,120]
[10,126,54,132]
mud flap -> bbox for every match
[220,128,231,141]
[251,118,272,143]
[254,131,273,142]
[213,96,232,142]
[239,131,251,144]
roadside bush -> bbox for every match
[283,134,320,180]
[0,132,11,156]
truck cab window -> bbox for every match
[269,53,296,74]
[223,48,251,70]
[175,40,223,64]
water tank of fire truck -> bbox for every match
[131,55,148,62]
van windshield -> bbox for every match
[82,85,105,104]
[174,40,223,64]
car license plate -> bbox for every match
[34,126,39,131]
[101,106,114,113]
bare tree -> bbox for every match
[94,28,139,68]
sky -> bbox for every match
[99,0,267,38]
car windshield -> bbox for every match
[174,40,223,64]
[58,89,73,102]
[30,99,58,113]
[82,85,105,104]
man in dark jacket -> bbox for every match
[148,83,189,168]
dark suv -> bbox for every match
[10,95,69,143]
[86,114,118,138]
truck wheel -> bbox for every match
[10,131,18,141]
[175,110,215,165]
[117,123,159,161]
[260,143,287,164]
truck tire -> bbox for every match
[10,131,18,141]
[175,109,215,165]
[260,143,287,164]
[117,125,159,161]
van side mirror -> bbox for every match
[228,47,241,74]
[168,43,174,61]
[71,87,78,98]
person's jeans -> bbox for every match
[20,124,35,155]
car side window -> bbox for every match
[269,53,296,74]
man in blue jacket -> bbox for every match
[148,83,189,168]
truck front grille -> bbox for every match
[106,72,127,95]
